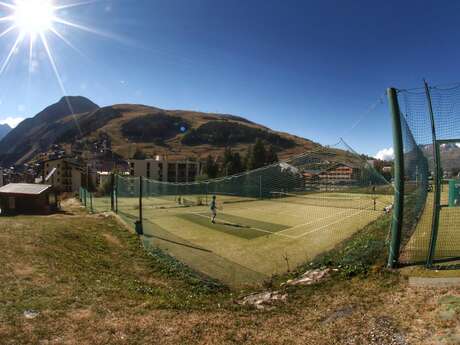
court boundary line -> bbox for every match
[294,209,366,239]
[277,208,352,234]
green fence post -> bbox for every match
[110,173,115,212]
[387,87,404,268]
[84,188,87,207]
[90,191,93,213]
[115,174,118,214]
[425,81,442,267]
[139,176,143,231]
[259,175,263,199]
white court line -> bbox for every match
[294,209,366,239]
[189,211,295,239]
[277,208,352,234]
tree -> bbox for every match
[231,152,244,175]
[243,146,251,170]
[223,147,234,175]
[132,148,147,160]
[247,139,266,170]
[265,145,279,165]
[203,155,219,178]
[222,147,245,176]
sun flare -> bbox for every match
[13,0,55,36]
[0,0,105,111]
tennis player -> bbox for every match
[210,195,217,223]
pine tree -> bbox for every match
[266,145,279,165]
[223,147,233,176]
[203,155,219,178]
[231,152,244,174]
[132,148,147,159]
[244,146,252,170]
[250,139,266,169]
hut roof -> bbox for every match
[0,183,52,196]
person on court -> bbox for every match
[210,195,217,223]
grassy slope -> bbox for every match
[0,200,457,345]
[62,104,317,161]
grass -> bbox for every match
[0,200,454,344]
[306,214,392,276]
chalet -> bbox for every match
[317,163,362,183]
[0,183,58,215]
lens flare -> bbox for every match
[13,0,55,35]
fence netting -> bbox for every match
[397,84,460,265]
[111,139,391,287]
[79,183,112,214]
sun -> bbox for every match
[13,0,55,36]
[0,0,111,105]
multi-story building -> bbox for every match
[41,157,84,193]
[128,156,201,183]
[0,168,35,186]
[317,163,362,183]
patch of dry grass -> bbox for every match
[0,200,458,344]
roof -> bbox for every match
[0,183,52,196]
[42,156,84,167]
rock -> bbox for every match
[322,306,354,324]
[239,291,288,310]
[439,308,457,321]
[438,295,460,321]
[284,268,333,286]
[23,310,40,319]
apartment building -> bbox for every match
[128,156,201,183]
[42,157,84,193]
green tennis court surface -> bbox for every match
[178,212,289,239]
[401,190,460,263]
[110,192,391,286]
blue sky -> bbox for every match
[0,0,459,158]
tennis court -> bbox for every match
[112,191,392,286]
[400,189,460,263]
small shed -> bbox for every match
[0,183,58,216]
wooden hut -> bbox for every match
[0,183,58,216]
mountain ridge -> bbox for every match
[0,96,99,166]
[0,96,319,166]
[0,123,11,141]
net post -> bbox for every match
[425,80,442,267]
[139,176,143,231]
[259,175,262,199]
[110,173,115,211]
[387,87,404,268]
[115,174,118,214]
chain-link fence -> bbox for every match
[389,82,460,267]
[109,140,391,287]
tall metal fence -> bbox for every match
[388,82,460,268]
[81,140,392,287]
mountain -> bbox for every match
[0,96,100,165]
[0,97,322,166]
[421,143,460,173]
[0,124,11,141]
